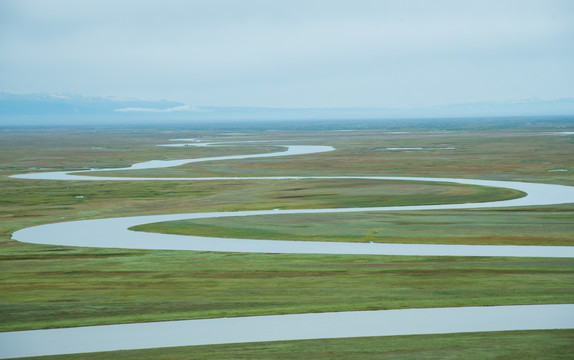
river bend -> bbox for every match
[3,143,574,358]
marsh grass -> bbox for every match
[133,205,574,246]
[2,248,573,331]
[1,124,573,357]
[89,128,574,184]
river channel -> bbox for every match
[3,143,573,358]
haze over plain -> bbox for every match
[1,0,573,118]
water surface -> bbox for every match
[5,142,574,358]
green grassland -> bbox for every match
[1,121,573,357]
[86,125,574,184]
[133,205,574,246]
[3,250,572,331]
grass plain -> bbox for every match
[133,204,574,246]
[1,119,573,358]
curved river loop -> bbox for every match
[2,142,574,358]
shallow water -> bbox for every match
[12,176,574,257]
[10,145,335,180]
[1,305,572,359]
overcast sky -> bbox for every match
[1,0,573,108]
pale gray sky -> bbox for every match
[1,0,573,108]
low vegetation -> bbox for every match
[133,205,573,246]
[1,119,573,358]
[3,248,573,331]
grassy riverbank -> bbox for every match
[132,204,574,246]
[3,249,572,331]
[1,120,573,357]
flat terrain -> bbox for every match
[1,119,573,358]
[134,204,573,246]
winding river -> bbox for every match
[2,143,574,358]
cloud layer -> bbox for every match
[1,0,573,108]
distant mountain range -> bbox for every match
[0,92,186,116]
[1,91,573,126]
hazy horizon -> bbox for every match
[1,0,573,111]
